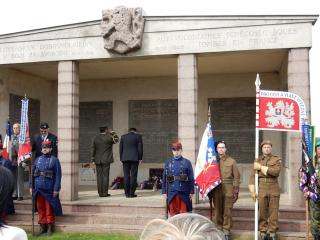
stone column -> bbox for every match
[58,61,79,201]
[178,54,198,166]
[287,48,311,207]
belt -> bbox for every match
[222,179,233,184]
[34,170,53,178]
[259,177,277,183]
[168,175,189,182]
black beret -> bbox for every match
[40,122,49,129]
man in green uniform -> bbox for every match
[310,138,320,240]
[91,125,119,197]
[211,140,240,240]
[248,140,281,240]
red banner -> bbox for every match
[257,90,306,132]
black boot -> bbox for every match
[259,232,268,240]
[47,224,54,236]
[269,233,277,240]
[37,224,47,236]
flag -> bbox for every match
[2,120,12,159]
[299,124,318,202]
[257,90,307,132]
[18,98,32,164]
[194,121,221,199]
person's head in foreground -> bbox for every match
[140,213,224,240]
[0,166,28,240]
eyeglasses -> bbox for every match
[172,148,181,151]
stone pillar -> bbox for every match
[178,54,198,166]
[58,61,79,201]
[287,48,311,207]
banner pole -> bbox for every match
[254,74,261,240]
[306,198,309,240]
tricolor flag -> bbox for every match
[18,97,32,164]
[2,120,12,159]
[194,121,221,199]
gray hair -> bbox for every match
[140,213,224,240]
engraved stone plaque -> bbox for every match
[129,99,178,163]
[9,94,40,138]
[208,98,255,164]
[79,101,113,163]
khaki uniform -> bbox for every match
[91,132,119,197]
[212,155,240,234]
[249,154,281,234]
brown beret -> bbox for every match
[260,140,272,148]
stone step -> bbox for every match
[231,216,306,232]
[14,200,306,220]
[8,210,306,233]
[14,200,165,215]
[7,210,161,225]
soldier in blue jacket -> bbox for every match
[30,139,62,236]
[162,141,194,216]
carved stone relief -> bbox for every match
[101,6,145,54]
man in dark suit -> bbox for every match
[91,125,119,197]
[119,128,143,198]
[32,122,58,158]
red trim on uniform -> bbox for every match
[37,193,55,224]
[169,194,188,216]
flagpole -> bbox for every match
[254,74,261,240]
[302,118,310,240]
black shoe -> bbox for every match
[17,197,23,201]
[259,232,267,240]
[12,196,18,200]
[47,224,54,236]
[269,233,277,240]
[129,194,137,198]
[99,193,111,197]
[37,224,47,236]
[224,234,231,240]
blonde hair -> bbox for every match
[140,213,224,240]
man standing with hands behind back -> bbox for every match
[120,128,143,198]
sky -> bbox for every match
[0,0,319,136]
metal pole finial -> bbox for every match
[255,73,261,90]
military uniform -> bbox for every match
[249,153,281,238]
[91,130,119,197]
[211,154,240,236]
[31,147,62,235]
[162,156,194,216]
[310,139,320,240]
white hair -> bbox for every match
[140,213,224,240]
